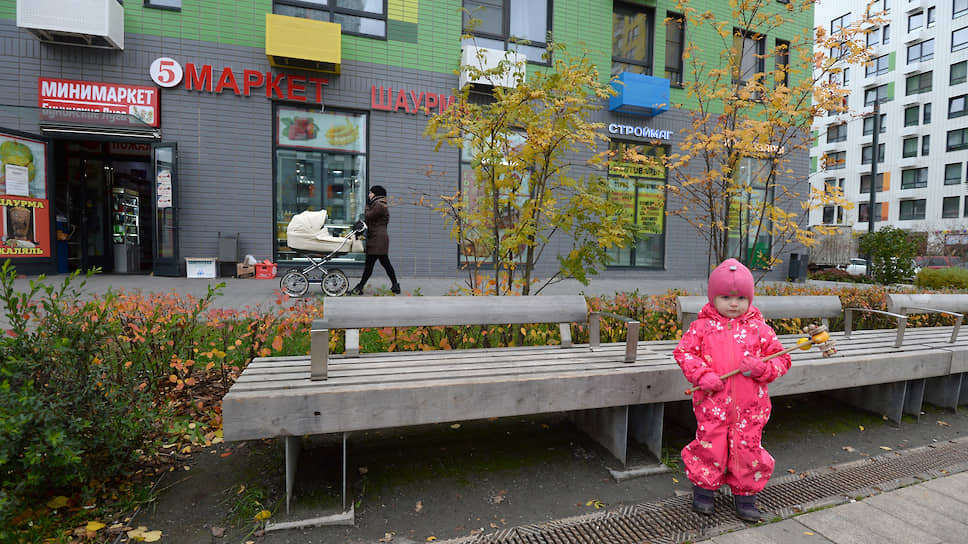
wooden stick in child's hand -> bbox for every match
[682,324,836,395]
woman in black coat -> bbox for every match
[350,185,401,295]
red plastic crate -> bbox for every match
[254,261,277,280]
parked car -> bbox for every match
[916,256,962,269]
[844,258,867,275]
[843,257,920,278]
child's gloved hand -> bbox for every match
[740,355,768,378]
[698,372,725,392]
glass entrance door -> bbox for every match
[151,143,179,276]
[79,158,111,271]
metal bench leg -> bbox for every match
[904,380,926,420]
[341,432,349,512]
[285,435,301,514]
[952,315,963,343]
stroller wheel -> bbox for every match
[321,268,349,297]
[280,270,311,298]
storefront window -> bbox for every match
[458,131,529,264]
[274,106,367,263]
[729,156,773,268]
[605,141,666,268]
[0,130,50,258]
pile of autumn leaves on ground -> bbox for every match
[0,267,958,542]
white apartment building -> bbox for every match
[810,0,968,250]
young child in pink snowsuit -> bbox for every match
[673,258,792,521]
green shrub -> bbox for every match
[915,267,968,290]
[0,263,159,524]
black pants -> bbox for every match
[357,254,398,287]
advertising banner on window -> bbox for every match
[276,107,366,152]
[0,132,49,257]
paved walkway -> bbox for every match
[709,471,968,544]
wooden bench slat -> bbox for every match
[319,295,590,329]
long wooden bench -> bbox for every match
[222,295,643,524]
[223,293,968,530]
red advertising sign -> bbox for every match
[38,77,160,127]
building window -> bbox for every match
[950,95,968,118]
[924,102,933,123]
[905,71,932,95]
[867,54,890,77]
[463,0,550,63]
[273,105,368,264]
[909,8,936,31]
[955,27,968,52]
[904,105,920,126]
[830,12,851,35]
[945,162,963,185]
[943,196,961,218]
[861,173,885,193]
[909,11,925,31]
[664,12,685,85]
[861,143,885,164]
[612,2,655,77]
[827,123,848,143]
[907,39,935,64]
[947,127,968,150]
[958,0,968,19]
[775,39,789,87]
[822,178,846,224]
[952,61,968,85]
[901,167,929,189]
[274,0,387,38]
[922,134,931,156]
[883,24,891,45]
[144,0,181,10]
[733,30,765,86]
[858,202,884,223]
[903,137,919,158]
[605,141,666,268]
[899,199,926,220]
[864,84,889,106]
[823,150,847,170]
[863,113,887,134]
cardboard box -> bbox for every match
[185,257,217,279]
[236,263,255,279]
[255,261,277,280]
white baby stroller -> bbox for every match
[280,210,366,297]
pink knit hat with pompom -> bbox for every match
[707,258,754,305]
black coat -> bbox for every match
[364,195,390,255]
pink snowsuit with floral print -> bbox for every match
[673,303,791,495]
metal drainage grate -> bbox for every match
[439,438,968,544]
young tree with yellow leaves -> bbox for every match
[645,0,880,272]
[424,42,632,295]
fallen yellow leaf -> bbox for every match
[805,532,814,536]
[46,496,69,509]
[450,424,461,429]
[427,537,437,541]
[378,532,394,543]
[255,509,272,521]
[672,477,678,483]
[880,446,892,451]
[938,420,951,427]
[859,425,865,431]
[85,521,106,532]
[142,530,162,542]
[415,500,423,513]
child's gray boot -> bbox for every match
[734,494,761,522]
[692,485,715,515]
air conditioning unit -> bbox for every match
[17,0,124,50]
[459,45,526,89]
